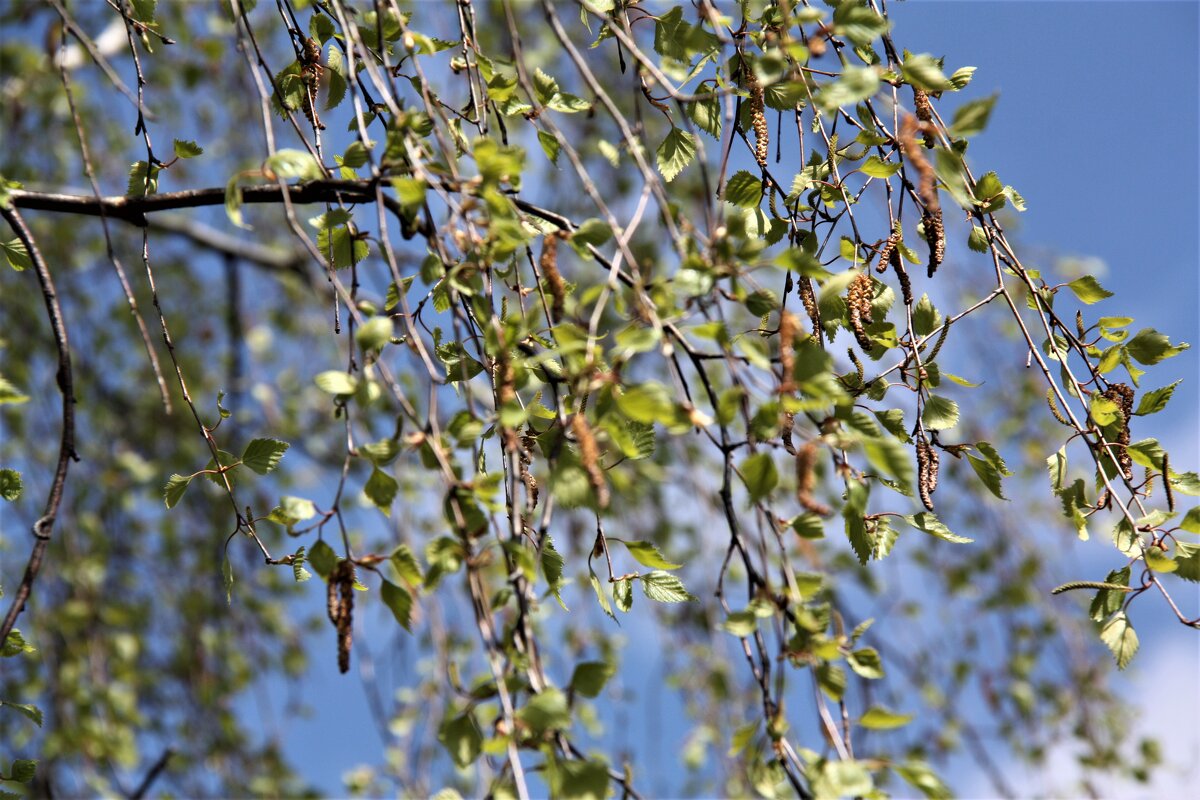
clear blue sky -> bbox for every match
[255,2,1200,795]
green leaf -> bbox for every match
[9,759,35,784]
[1089,567,1131,621]
[290,546,311,582]
[1134,381,1181,416]
[224,173,248,229]
[1179,507,1200,535]
[1125,328,1189,365]
[589,572,615,621]
[1,239,31,272]
[127,161,160,197]
[364,468,399,514]
[613,577,633,613]
[0,376,30,405]
[310,210,370,268]
[1,629,35,658]
[570,661,614,698]
[0,469,22,502]
[355,317,394,352]
[265,148,323,181]
[832,3,889,47]
[1175,542,1200,582]
[687,91,722,138]
[556,758,610,800]
[615,382,674,425]
[173,138,204,159]
[949,94,997,138]
[437,712,482,768]
[518,687,571,735]
[619,540,682,570]
[722,610,758,637]
[895,760,952,800]
[725,170,764,208]
[308,540,337,580]
[163,473,192,509]
[315,370,358,395]
[912,294,941,336]
[656,127,697,182]
[0,701,42,728]
[902,54,954,91]
[1099,611,1138,669]
[847,647,884,679]
[640,570,697,603]
[902,512,973,543]
[268,495,316,531]
[859,705,914,730]
[241,438,289,475]
[537,130,561,165]
[391,544,425,585]
[817,65,879,112]
[739,452,779,502]
[1064,275,1113,305]
[380,580,414,631]
[922,395,959,430]
[860,156,901,178]
[729,719,761,756]
[862,435,914,495]
[570,218,613,253]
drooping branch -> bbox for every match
[0,205,78,644]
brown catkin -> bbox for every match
[847,272,874,351]
[895,261,913,308]
[572,414,609,509]
[917,435,939,511]
[1163,452,1174,512]
[795,441,831,516]
[1101,382,1135,479]
[781,411,796,455]
[746,70,769,168]
[328,560,355,674]
[779,311,798,394]
[539,233,566,324]
[923,209,945,278]
[799,277,821,342]
[913,88,935,148]
[299,37,326,130]
[900,116,941,212]
[876,231,901,274]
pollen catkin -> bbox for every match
[1163,452,1175,512]
[300,37,326,131]
[781,411,796,455]
[923,209,945,278]
[799,277,821,341]
[539,233,566,324]
[572,414,609,509]
[746,70,769,168]
[917,435,939,512]
[913,88,935,148]
[795,441,831,516]
[876,231,901,274]
[779,310,798,394]
[519,433,539,515]
[847,272,874,351]
[895,261,913,308]
[1101,382,1135,479]
[328,560,355,674]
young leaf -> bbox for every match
[619,540,683,570]
[902,512,973,543]
[739,452,779,502]
[569,661,614,699]
[315,370,359,395]
[241,438,289,475]
[640,570,697,603]
[859,706,914,730]
[163,474,193,509]
[173,139,204,159]
[1099,611,1139,669]
[0,469,22,502]
[656,127,697,182]
[1064,275,1113,305]
[1,238,31,272]
[381,580,414,631]
[364,468,399,514]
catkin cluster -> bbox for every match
[746,70,769,168]
[778,310,798,395]
[899,115,944,278]
[327,560,355,673]
[912,87,935,148]
[917,435,939,512]
[795,441,831,516]
[1101,382,1135,479]
[572,414,609,509]
[875,231,901,274]
[300,37,326,130]
[847,272,874,351]
[539,233,567,324]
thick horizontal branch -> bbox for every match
[8,180,397,226]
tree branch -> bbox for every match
[8,180,400,226]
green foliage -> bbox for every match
[0,2,1191,797]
